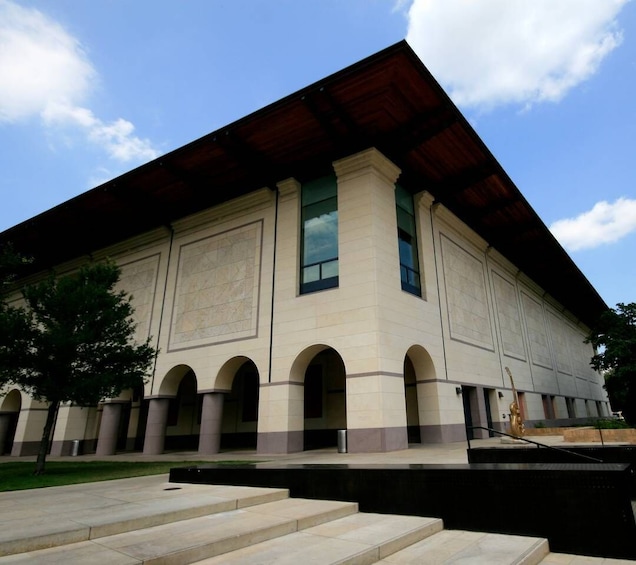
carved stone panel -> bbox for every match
[441,235,493,350]
[521,291,553,369]
[569,325,593,379]
[169,222,262,350]
[548,311,573,375]
[117,254,160,343]
[492,271,526,361]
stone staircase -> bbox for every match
[0,477,629,564]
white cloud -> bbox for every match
[405,0,629,110]
[42,102,158,162]
[550,198,636,251]
[0,0,158,162]
[0,0,94,122]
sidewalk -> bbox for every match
[0,434,578,466]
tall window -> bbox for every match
[396,185,421,296]
[301,175,338,294]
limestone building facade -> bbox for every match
[0,42,609,456]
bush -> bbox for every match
[587,418,630,429]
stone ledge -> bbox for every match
[562,427,636,444]
[524,427,572,436]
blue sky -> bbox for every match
[1,0,635,311]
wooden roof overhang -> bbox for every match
[0,41,606,327]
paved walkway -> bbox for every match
[0,433,583,466]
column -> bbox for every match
[257,177,305,455]
[333,148,408,452]
[198,393,224,454]
[95,402,123,456]
[143,398,170,455]
[257,382,304,454]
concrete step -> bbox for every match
[191,511,443,564]
[540,555,636,564]
[0,478,289,557]
[3,478,634,565]
[377,528,549,564]
[0,496,359,564]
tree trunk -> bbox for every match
[34,400,59,476]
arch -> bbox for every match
[1,389,22,412]
[405,344,436,381]
[404,345,437,445]
[290,343,341,383]
[403,356,420,443]
[300,346,347,450]
[170,369,198,449]
[220,358,260,449]
[156,365,199,451]
[216,356,255,392]
[158,364,194,396]
[0,389,22,455]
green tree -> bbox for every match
[587,302,636,424]
[0,243,29,289]
[0,261,156,475]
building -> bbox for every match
[0,41,609,457]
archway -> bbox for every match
[404,356,421,443]
[303,348,346,450]
[143,365,199,455]
[404,345,437,444]
[162,366,199,451]
[220,359,259,449]
[0,389,21,455]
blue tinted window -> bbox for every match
[301,176,338,294]
[396,185,421,296]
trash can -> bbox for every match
[337,429,347,453]
[71,439,81,456]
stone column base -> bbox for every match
[347,426,408,453]
[96,403,123,456]
[257,431,303,454]
[420,423,466,443]
[198,393,224,455]
[143,398,170,455]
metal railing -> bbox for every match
[466,425,604,463]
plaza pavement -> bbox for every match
[0,433,572,466]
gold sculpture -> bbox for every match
[505,367,524,438]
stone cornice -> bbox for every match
[276,178,301,202]
[333,148,401,186]
[415,191,435,211]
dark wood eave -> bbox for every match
[0,40,607,327]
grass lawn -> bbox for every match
[0,460,249,492]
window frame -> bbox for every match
[395,185,422,296]
[300,175,339,295]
